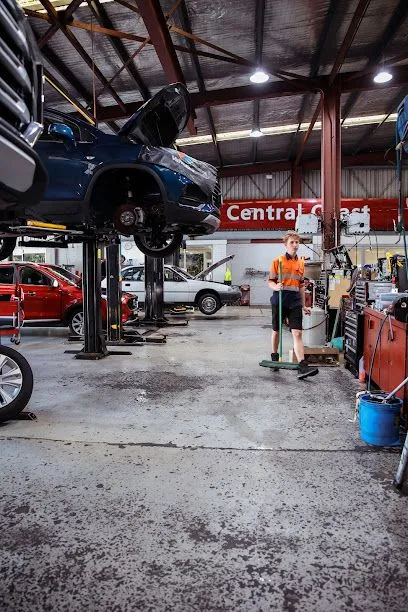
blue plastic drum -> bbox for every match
[359,393,402,446]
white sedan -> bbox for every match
[103,260,241,315]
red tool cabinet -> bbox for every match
[363,307,408,406]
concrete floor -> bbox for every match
[0,307,407,611]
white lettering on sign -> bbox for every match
[225,204,298,222]
[225,202,371,224]
[226,205,240,220]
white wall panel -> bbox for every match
[221,172,291,200]
[303,168,408,199]
[221,169,408,201]
[226,241,311,306]
[302,170,321,198]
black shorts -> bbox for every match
[271,304,303,331]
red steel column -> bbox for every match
[321,79,341,251]
[291,164,303,198]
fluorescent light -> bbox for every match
[175,113,398,146]
[18,0,112,10]
[249,128,263,137]
[250,69,269,84]
[373,70,393,84]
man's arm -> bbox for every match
[268,278,282,291]
[299,285,311,314]
[268,259,282,291]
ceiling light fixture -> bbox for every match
[373,69,393,84]
[176,113,398,147]
[249,69,269,84]
[249,127,264,137]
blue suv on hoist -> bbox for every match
[0,84,221,259]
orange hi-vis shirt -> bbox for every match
[269,253,305,306]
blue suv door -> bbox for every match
[35,116,94,201]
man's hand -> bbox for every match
[275,282,283,291]
[303,306,312,315]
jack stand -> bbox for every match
[139,255,188,327]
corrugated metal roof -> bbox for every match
[23,0,408,169]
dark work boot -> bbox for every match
[270,352,279,362]
[297,359,319,380]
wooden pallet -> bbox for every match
[289,346,339,366]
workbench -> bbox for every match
[363,307,408,406]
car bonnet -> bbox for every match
[119,83,190,148]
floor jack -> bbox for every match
[260,259,299,371]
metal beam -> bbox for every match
[27,9,247,67]
[177,1,222,165]
[94,74,321,121]
[252,0,265,164]
[135,0,195,134]
[86,0,150,101]
[289,0,344,162]
[328,0,371,86]
[352,88,405,155]
[38,0,83,48]
[342,0,408,122]
[86,63,408,122]
[44,69,96,124]
[321,80,341,251]
[38,0,126,113]
[109,0,306,83]
[293,0,371,165]
[40,43,94,104]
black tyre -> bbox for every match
[68,307,84,336]
[0,345,34,423]
[197,292,221,315]
[0,237,17,261]
[134,231,183,258]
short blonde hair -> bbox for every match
[283,231,301,244]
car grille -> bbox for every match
[212,182,222,210]
[0,0,43,145]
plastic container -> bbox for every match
[302,307,326,347]
[359,393,402,446]
[304,261,322,281]
[239,285,250,306]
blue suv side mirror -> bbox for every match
[48,123,76,149]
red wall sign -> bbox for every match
[219,198,407,231]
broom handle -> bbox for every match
[383,375,408,401]
[279,259,283,362]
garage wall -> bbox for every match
[221,172,291,199]
[220,168,408,199]
[226,241,312,306]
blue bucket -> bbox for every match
[359,393,402,446]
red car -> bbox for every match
[0,262,137,336]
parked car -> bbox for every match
[0,0,48,260]
[0,262,138,336]
[102,256,241,315]
[0,83,221,260]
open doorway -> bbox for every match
[183,246,212,277]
